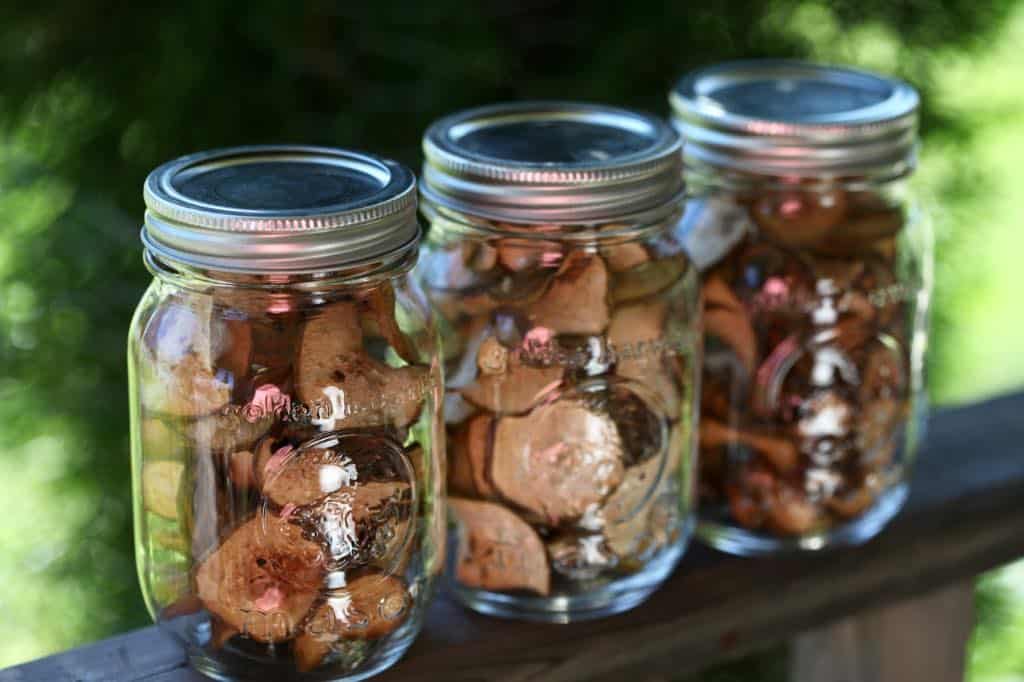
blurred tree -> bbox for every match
[0,0,1016,666]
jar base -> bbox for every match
[697,483,909,556]
[448,534,690,623]
[185,631,414,682]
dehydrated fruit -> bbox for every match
[460,361,562,415]
[601,240,650,272]
[602,454,665,558]
[142,460,184,519]
[700,418,799,474]
[195,515,324,643]
[752,190,846,248]
[547,532,617,580]
[610,256,687,304]
[527,252,610,335]
[449,497,550,596]
[447,414,495,498]
[491,397,625,525]
[293,574,409,671]
[358,284,418,364]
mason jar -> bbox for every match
[128,146,445,681]
[670,61,932,554]
[418,102,701,621]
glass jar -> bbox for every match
[418,102,701,621]
[128,146,445,681]
[670,61,932,554]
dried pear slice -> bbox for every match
[610,256,687,305]
[448,414,495,498]
[602,454,665,558]
[293,575,410,671]
[607,301,680,417]
[700,418,799,474]
[527,252,610,335]
[752,190,847,248]
[449,497,550,596]
[705,306,757,378]
[141,352,232,418]
[358,284,418,364]
[195,515,324,643]
[142,460,184,519]
[766,485,821,536]
[141,301,232,417]
[460,362,562,415]
[295,302,364,398]
[186,411,274,456]
[601,241,650,272]
[491,398,625,525]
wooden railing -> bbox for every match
[3,391,1022,682]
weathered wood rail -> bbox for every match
[3,391,1022,682]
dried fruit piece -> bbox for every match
[700,418,799,474]
[359,284,418,364]
[527,252,610,335]
[827,485,877,519]
[229,450,256,490]
[752,190,847,248]
[608,301,680,416]
[766,485,821,535]
[448,414,496,498]
[476,336,509,375]
[141,302,233,417]
[293,575,409,671]
[601,241,650,272]
[460,361,562,415]
[610,256,687,304]
[212,317,253,383]
[817,209,903,256]
[195,515,323,643]
[705,307,758,379]
[491,398,625,525]
[187,411,274,456]
[295,301,364,400]
[142,460,184,519]
[602,454,665,558]
[449,497,550,596]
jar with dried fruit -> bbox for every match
[128,146,445,680]
[670,61,932,554]
[418,103,701,621]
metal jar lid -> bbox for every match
[669,60,920,178]
[420,101,684,225]
[142,145,418,274]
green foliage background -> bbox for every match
[1,1,1023,677]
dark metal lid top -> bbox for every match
[421,101,684,224]
[670,60,920,178]
[142,145,418,273]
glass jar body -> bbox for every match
[682,171,932,554]
[418,206,701,622]
[128,259,445,681]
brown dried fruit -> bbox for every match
[491,398,625,525]
[195,515,323,643]
[295,302,364,399]
[827,486,877,519]
[766,485,821,535]
[602,454,665,558]
[704,307,758,379]
[229,450,256,490]
[476,336,509,375]
[601,241,650,272]
[817,209,903,256]
[358,284,418,364]
[449,497,550,596]
[212,317,253,382]
[293,574,410,671]
[608,300,681,416]
[187,411,274,456]
[460,360,562,415]
[752,190,847,248]
[527,252,610,335]
[700,418,799,473]
[611,256,687,304]
[448,414,496,498]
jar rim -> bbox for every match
[421,101,684,224]
[142,145,420,274]
[670,60,919,179]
